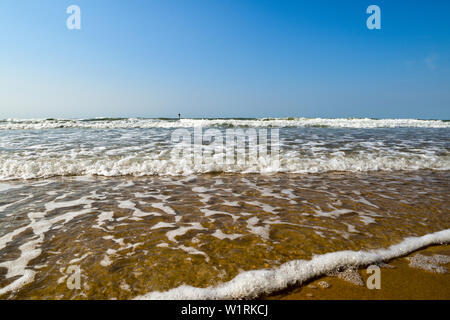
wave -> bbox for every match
[134,228,450,299]
[1,117,449,130]
[0,153,448,180]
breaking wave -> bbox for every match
[0,153,448,180]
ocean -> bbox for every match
[0,117,449,299]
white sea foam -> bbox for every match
[119,200,160,217]
[93,211,114,229]
[246,217,271,240]
[0,207,92,296]
[200,208,239,222]
[211,229,242,240]
[0,161,432,176]
[134,228,450,300]
[0,153,447,180]
[152,203,177,215]
[166,223,205,242]
[0,183,24,192]
[0,118,448,180]
[1,118,449,130]
[177,245,210,262]
[151,222,175,230]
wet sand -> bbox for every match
[267,245,450,300]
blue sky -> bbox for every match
[0,0,449,119]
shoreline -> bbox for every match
[266,244,450,300]
[1,172,449,299]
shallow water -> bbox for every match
[0,171,448,299]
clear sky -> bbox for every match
[0,0,449,119]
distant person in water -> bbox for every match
[178,113,181,120]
